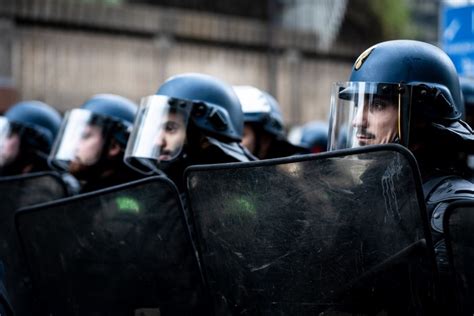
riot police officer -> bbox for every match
[328,40,473,178]
[233,85,307,159]
[124,73,255,190]
[49,94,142,193]
[327,39,474,312]
[0,100,61,177]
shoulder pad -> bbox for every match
[427,177,474,233]
[427,177,474,204]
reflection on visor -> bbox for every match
[124,95,191,174]
[49,109,106,171]
[329,82,402,150]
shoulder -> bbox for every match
[425,176,474,204]
[424,175,474,234]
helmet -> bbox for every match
[157,73,243,141]
[0,101,61,174]
[289,121,328,153]
[328,40,474,151]
[49,94,137,172]
[233,85,285,139]
[80,94,137,145]
[124,73,245,173]
[4,100,61,151]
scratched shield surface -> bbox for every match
[186,145,433,315]
[0,172,68,316]
[445,200,474,314]
[16,176,207,316]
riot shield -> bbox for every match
[444,200,474,315]
[0,171,69,316]
[15,176,207,316]
[185,144,437,315]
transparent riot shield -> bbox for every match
[444,200,474,315]
[185,144,437,315]
[0,171,69,316]
[15,176,208,316]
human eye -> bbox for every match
[370,98,390,112]
[81,131,91,140]
[164,122,179,133]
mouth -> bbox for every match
[356,134,375,140]
[72,156,83,165]
[159,154,171,161]
[158,150,173,161]
[356,130,375,141]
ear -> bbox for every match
[107,139,122,159]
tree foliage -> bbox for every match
[369,0,417,39]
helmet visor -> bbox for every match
[49,109,108,171]
[124,95,191,174]
[0,117,21,168]
[328,82,404,151]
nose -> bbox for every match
[352,104,368,128]
[155,131,166,148]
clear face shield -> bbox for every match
[328,82,408,151]
[0,117,22,168]
[49,109,109,172]
[124,95,192,175]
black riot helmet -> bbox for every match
[125,73,251,175]
[0,101,61,176]
[328,40,474,156]
[49,94,137,179]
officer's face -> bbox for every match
[351,95,398,146]
[154,111,186,161]
[242,123,257,154]
[0,132,20,167]
[69,124,104,174]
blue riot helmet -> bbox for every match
[232,85,305,159]
[289,121,328,154]
[0,101,61,176]
[157,73,243,141]
[233,85,285,139]
[124,73,253,175]
[49,94,137,183]
[328,40,474,156]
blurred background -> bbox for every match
[0,0,454,128]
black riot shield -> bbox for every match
[15,176,208,316]
[185,144,437,315]
[0,171,69,316]
[444,200,474,315]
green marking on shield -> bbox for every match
[234,197,256,216]
[116,197,140,214]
